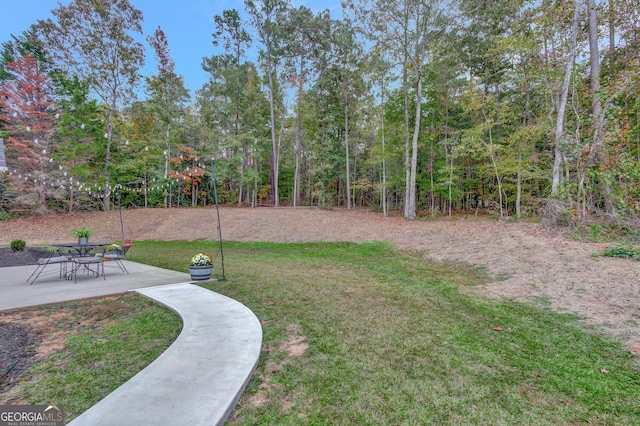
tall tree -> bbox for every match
[53,75,105,213]
[347,0,454,219]
[285,6,330,207]
[329,18,364,210]
[204,9,254,206]
[37,0,145,211]
[365,48,395,216]
[211,9,252,138]
[0,53,56,212]
[146,26,189,208]
[245,0,290,207]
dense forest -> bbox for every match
[0,0,639,225]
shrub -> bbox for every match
[10,239,26,252]
[601,243,640,260]
[0,211,11,222]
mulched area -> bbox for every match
[0,323,36,393]
[0,247,48,393]
[0,247,50,268]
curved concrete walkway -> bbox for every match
[69,282,262,426]
[1,263,262,425]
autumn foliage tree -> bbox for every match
[168,145,208,206]
[146,26,189,179]
[0,53,56,212]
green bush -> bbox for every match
[0,211,11,222]
[601,243,640,260]
[10,239,26,252]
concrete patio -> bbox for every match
[0,259,190,311]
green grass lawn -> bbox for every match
[0,294,181,420]
[127,240,640,425]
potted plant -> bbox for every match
[106,243,122,254]
[188,253,213,281]
[72,227,92,245]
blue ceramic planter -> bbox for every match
[188,265,213,281]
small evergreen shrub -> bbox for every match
[10,239,26,252]
[0,211,11,222]
[601,243,640,260]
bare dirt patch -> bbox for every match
[1,207,639,354]
[245,323,308,413]
[279,324,309,358]
[0,294,138,403]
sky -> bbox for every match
[1,0,340,97]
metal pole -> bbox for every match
[211,159,226,281]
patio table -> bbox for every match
[52,242,112,257]
[27,242,113,284]
[52,242,112,281]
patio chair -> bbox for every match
[27,249,72,285]
[97,239,131,274]
[68,256,105,283]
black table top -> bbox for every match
[52,242,112,248]
[52,242,112,257]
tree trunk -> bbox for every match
[163,122,171,208]
[483,108,504,218]
[102,97,116,212]
[381,76,388,217]
[238,155,248,207]
[443,104,450,217]
[587,0,604,161]
[266,42,279,207]
[430,142,435,216]
[191,158,197,207]
[294,56,304,207]
[68,173,74,214]
[37,161,46,213]
[345,102,352,210]
[552,0,580,196]
[448,145,453,218]
[406,72,421,220]
[587,0,617,216]
[516,150,522,218]
[518,74,532,218]
[402,1,411,219]
[608,0,615,55]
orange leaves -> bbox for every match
[168,145,208,185]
